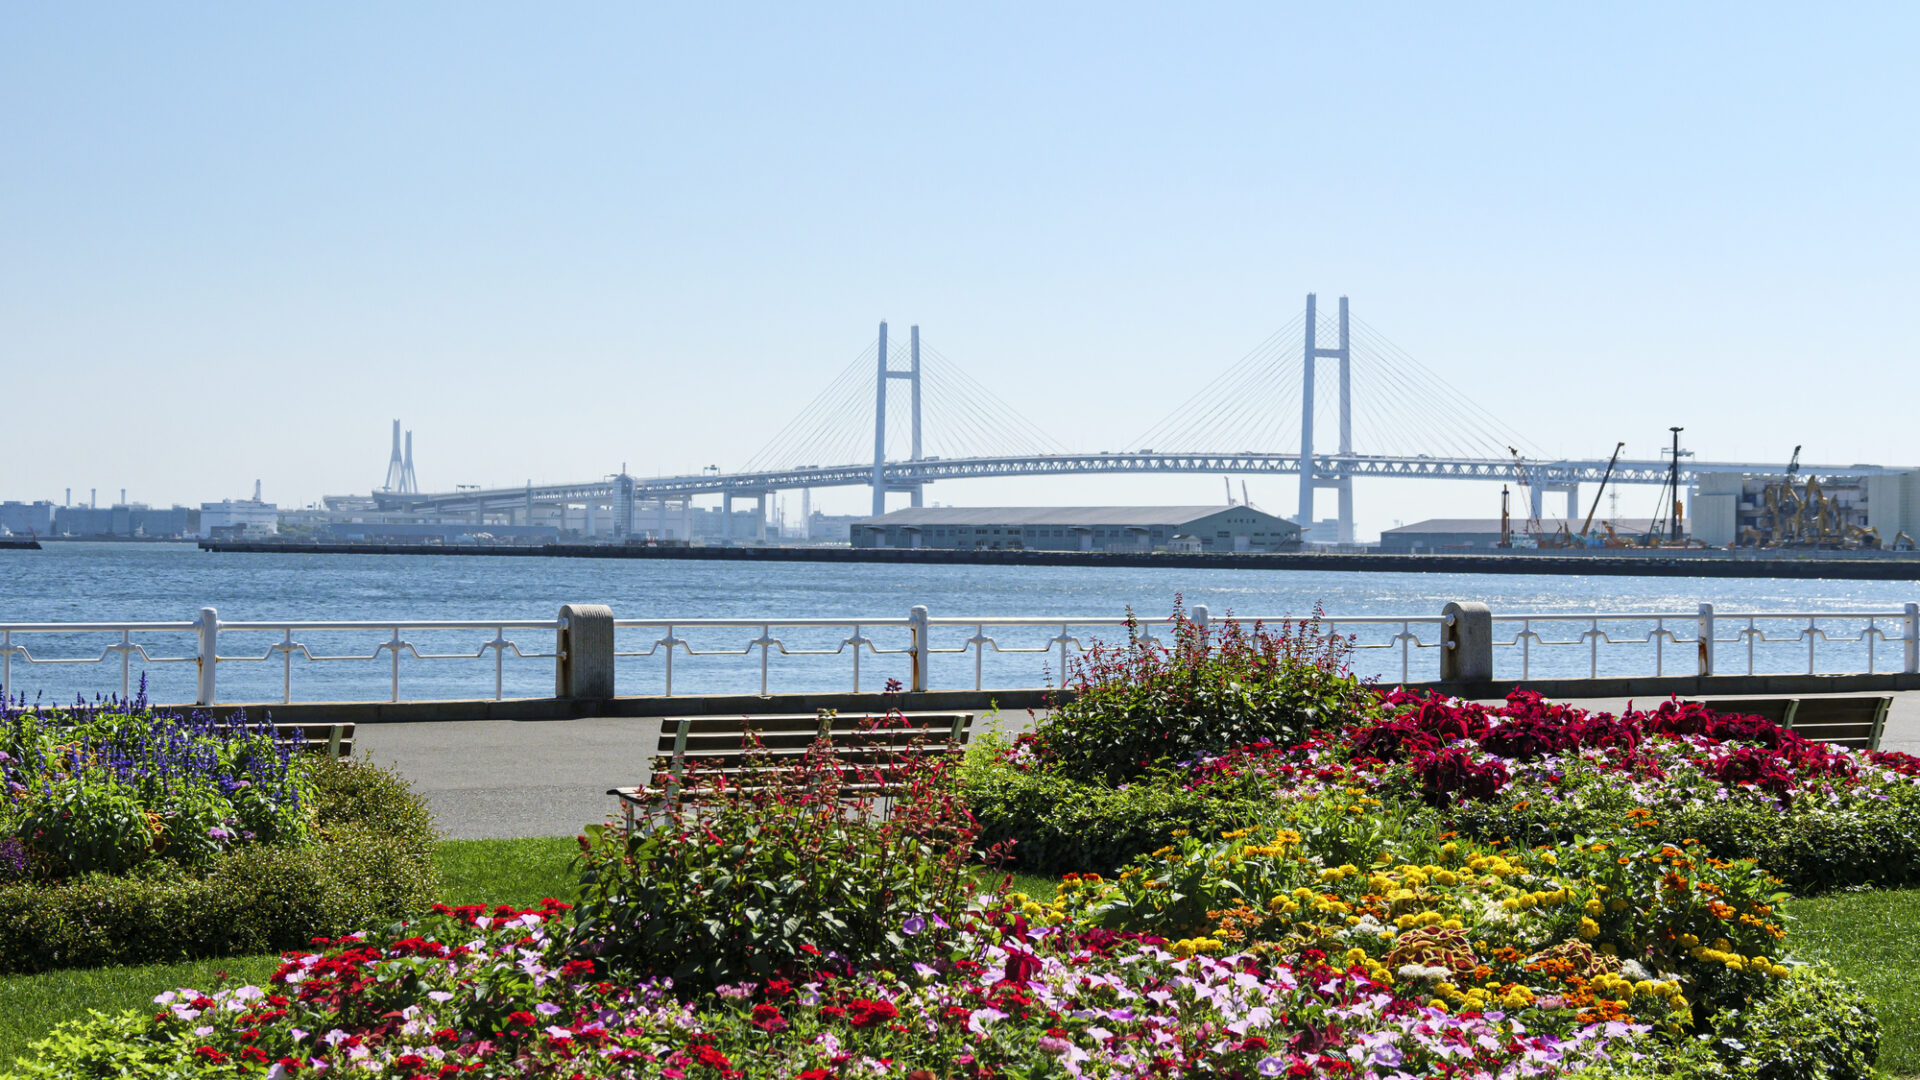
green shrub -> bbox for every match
[1032,603,1378,784]
[0,757,437,974]
[1709,965,1879,1080]
[962,753,1271,875]
[571,731,983,991]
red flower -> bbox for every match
[764,978,795,998]
[751,1003,787,1032]
[193,1047,228,1064]
[847,998,899,1027]
[799,943,822,956]
[1003,949,1042,986]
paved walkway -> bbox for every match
[359,695,1920,840]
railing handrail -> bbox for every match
[3,602,1916,705]
[5,610,1911,634]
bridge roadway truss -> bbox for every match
[374,451,1898,533]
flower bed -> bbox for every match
[0,694,437,974]
[0,614,1897,1076]
[1,691,312,881]
[76,899,1654,1079]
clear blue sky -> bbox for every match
[5,3,1916,538]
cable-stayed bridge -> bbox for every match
[374,295,1903,541]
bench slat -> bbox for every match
[662,729,969,753]
[661,712,971,736]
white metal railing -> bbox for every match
[1,602,1916,704]
[611,617,915,697]
[1489,606,1920,679]
[0,608,562,705]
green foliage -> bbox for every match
[0,1008,198,1079]
[1708,966,1879,1080]
[961,753,1271,875]
[1,703,313,880]
[1567,1033,1736,1080]
[0,956,280,1073]
[1449,762,1920,896]
[0,757,436,974]
[1032,603,1378,783]
[571,734,984,991]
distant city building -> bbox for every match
[199,499,279,539]
[806,511,865,543]
[851,506,1302,553]
[0,500,56,536]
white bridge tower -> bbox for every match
[1296,294,1353,543]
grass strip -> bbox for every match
[434,836,581,908]
[1785,888,1920,1074]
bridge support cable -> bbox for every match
[915,341,1066,459]
[1346,317,1540,460]
[1126,313,1307,455]
[741,340,883,475]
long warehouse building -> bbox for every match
[851,506,1302,553]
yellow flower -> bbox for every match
[1577,917,1602,940]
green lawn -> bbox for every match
[434,835,581,907]
[1785,889,1920,1075]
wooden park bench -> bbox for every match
[273,722,354,760]
[1682,696,1891,752]
[608,711,974,832]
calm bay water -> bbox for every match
[2,542,1915,705]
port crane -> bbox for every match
[1578,442,1626,546]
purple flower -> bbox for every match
[1258,1058,1287,1077]
[902,915,926,937]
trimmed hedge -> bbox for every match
[0,757,436,974]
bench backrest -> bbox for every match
[1684,696,1889,752]
[273,722,355,759]
[1783,696,1890,752]
[658,711,972,796]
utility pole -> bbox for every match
[1668,426,1685,542]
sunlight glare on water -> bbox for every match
[2,543,1914,705]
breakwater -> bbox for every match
[199,539,1920,581]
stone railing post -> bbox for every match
[1698,602,1716,677]
[1439,601,1492,683]
[1904,602,1918,676]
[195,606,219,705]
[555,604,616,700]
[908,605,930,692]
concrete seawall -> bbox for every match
[199,540,1920,581]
